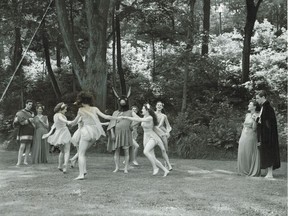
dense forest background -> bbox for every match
[0,0,286,161]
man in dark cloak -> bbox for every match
[256,90,280,179]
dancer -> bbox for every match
[121,103,169,177]
[237,100,261,176]
[45,102,71,173]
[130,106,140,166]
[107,87,137,174]
[14,99,34,166]
[31,103,49,164]
[70,91,118,180]
[69,119,83,168]
[256,90,280,179]
[155,101,173,170]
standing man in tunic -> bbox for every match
[255,90,280,179]
[14,99,35,166]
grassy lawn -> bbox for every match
[0,149,286,216]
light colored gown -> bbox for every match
[31,115,49,163]
[237,113,260,176]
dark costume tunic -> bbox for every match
[257,101,280,170]
[107,110,133,152]
[14,109,34,144]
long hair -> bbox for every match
[144,104,158,126]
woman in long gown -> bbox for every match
[31,104,49,164]
[122,104,169,177]
[237,100,261,177]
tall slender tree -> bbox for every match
[201,0,210,56]
[241,0,263,83]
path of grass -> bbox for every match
[0,150,287,216]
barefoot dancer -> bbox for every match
[106,87,136,174]
[122,103,169,177]
[44,102,71,173]
[70,91,118,180]
[155,101,173,170]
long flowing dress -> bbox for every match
[237,113,260,176]
[31,115,49,163]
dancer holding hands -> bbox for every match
[69,91,119,180]
[121,103,169,177]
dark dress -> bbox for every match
[107,110,133,152]
[31,115,49,163]
[258,101,280,170]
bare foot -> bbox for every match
[264,175,275,180]
[124,169,128,174]
[163,169,170,177]
[113,168,119,173]
[74,175,85,180]
[70,159,76,168]
[153,168,159,176]
[132,161,139,166]
[23,162,28,165]
[16,163,20,167]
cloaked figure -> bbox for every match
[107,87,138,174]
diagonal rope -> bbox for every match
[0,0,54,102]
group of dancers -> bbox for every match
[14,90,173,180]
[13,89,281,181]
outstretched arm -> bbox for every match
[95,107,118,120]
[122,115,151,122]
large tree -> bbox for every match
[241,0,263,83]
[55,0,110,109]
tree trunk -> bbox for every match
[182,0,196,113]
[56,35,61,68]
[115,0,126,95]
[201,0,210,56]
[42,23,62,99]
[55,0,110,109]
[151,35,156,82]
[242,0,263,83]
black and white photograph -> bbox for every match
[0,0,287,215]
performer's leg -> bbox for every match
[265,166,273,178]
[75,140,89,180]
[143,140,158,175]
[58,149,64,171]
[151,151,169,177]
[113,148,120,172]
[63,143,71,173]
[24,144,31,165]
[16,143,26,166]
[158,140,172,171]
[70,146,79,168]
[123,148,130,173]
[132,139,139,165]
